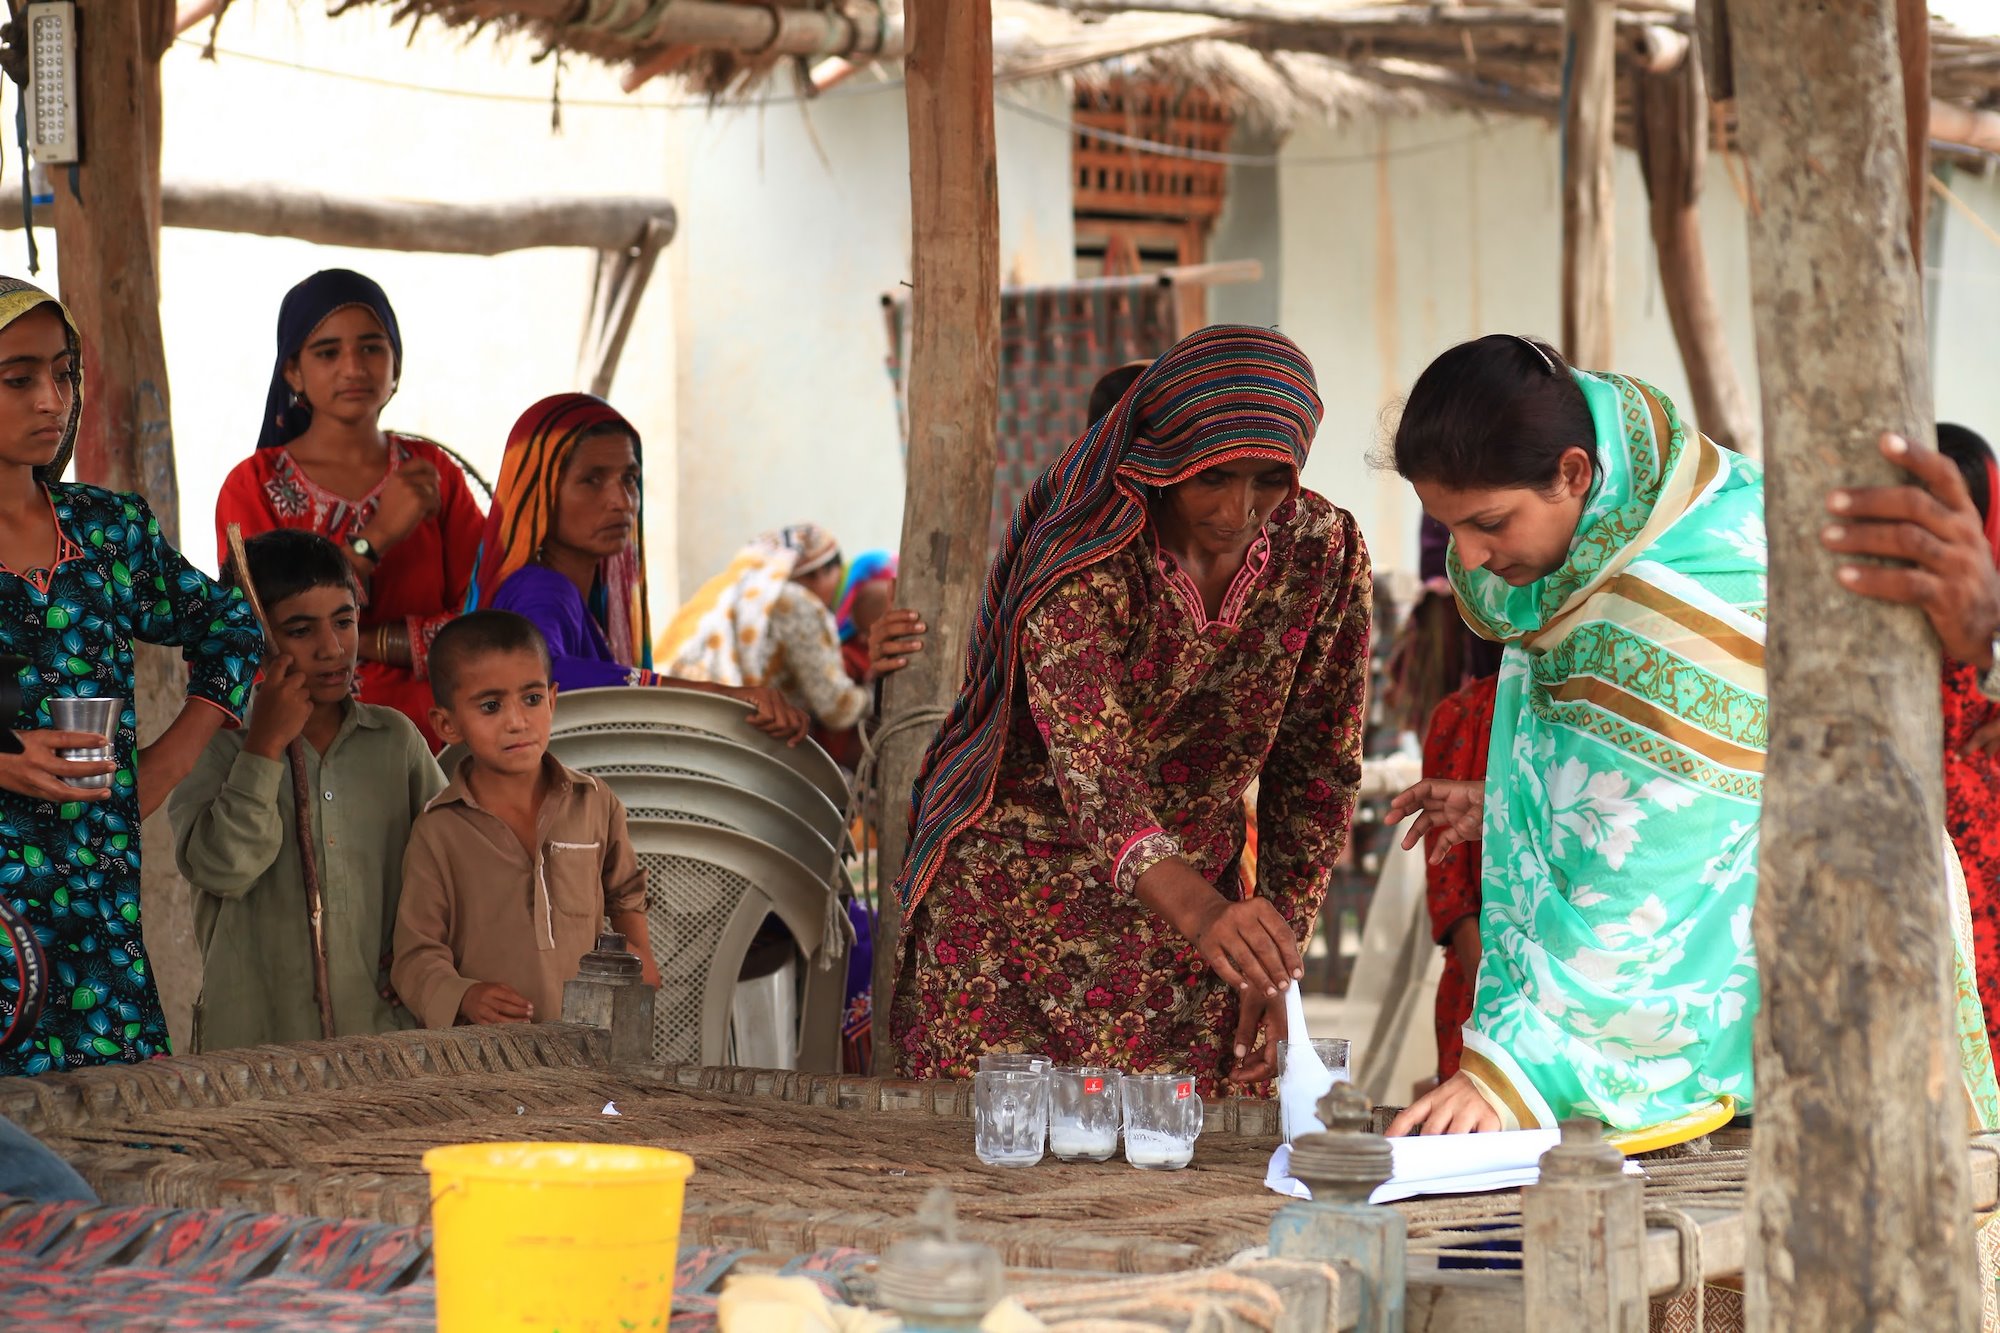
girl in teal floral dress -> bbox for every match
[0,278,261,1076]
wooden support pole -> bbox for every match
[1729,0,1976,1327]
[871,0,1000,1074]
[1898,0,1930,271]
[6,183,678,258]
[1635,48,1760,455]
[54,1,175,515]
[1561,0,1616,367]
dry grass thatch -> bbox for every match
[323,0,2000,143]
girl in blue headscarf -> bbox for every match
[214,270,485,749]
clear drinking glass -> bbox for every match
[1277,1037,1352,1082]
[1048,1067,1121,1162]
[1120,1073,1203,1171]
[973,1070,1049,1167]
[977,1052,1051,1075]
[1277,1036,1353,1144]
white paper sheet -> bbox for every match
[1265,1130,1643,1205]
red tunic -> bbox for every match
[1944,658,2000,1050]
[1423,674,1498,1082]
[214,434,484,749]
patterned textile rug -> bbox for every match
[883,280,1181,548]
[0,1193,870,1332]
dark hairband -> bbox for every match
[1509,334,1561,376]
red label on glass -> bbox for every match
[1084,1077,1105,1095]
[1175,1081,1192,1101]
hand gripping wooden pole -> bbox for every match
[224,524,336,1041]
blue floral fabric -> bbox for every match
[0,485,260,1075]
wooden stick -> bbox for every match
[224,524,337,1042]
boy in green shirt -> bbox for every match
[171,529,444,1050]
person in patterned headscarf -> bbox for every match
[876,324,1372,1090]
[658,522,873,735]
[0,277,262,1075]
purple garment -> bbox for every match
[1419,514,1451,582]
[489,564,645,692]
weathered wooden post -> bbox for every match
[870,0,1000,1073]
[1522,1119,1648,1331]
[1729,0,1978,1326]
[1634,46,1760,456]
[1267,1083,1406,1332]
[1560,0,1615,367]
[48,0,199,1046]
[50,0,176,530]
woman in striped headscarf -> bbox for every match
[466,394,807,743]
[883,325,1373,1088]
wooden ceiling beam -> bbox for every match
[2,182,677,256]
[432,0,904,60]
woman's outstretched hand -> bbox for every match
[867,608,926,679]
[1386,1070,1500,1136]
[728,685,810,746]
[1135,857,1303,998]
[1385,778,1485,863]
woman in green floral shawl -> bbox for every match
[1384,334,1998,1138]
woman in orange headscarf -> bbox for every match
[466,393,806,741]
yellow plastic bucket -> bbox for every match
[424,1141,695,1332]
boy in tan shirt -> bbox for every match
[392,611,660,1028]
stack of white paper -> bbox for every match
[1265,1127,1642,1205]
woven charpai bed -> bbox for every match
[7,1024,2000,1331]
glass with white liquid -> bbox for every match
[1048,1067,1121,1162]
[973,1070,1049,1167]
[1120,1073,1203,1170]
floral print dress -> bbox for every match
[1945,658,2000,1051]
[0,486,260,1075]
[891,493,1371,1089]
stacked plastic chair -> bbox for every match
[469,687,854,1073]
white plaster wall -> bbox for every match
[12,6,680,596]
[667,80,1075,601]
[1208,133,1284,331]
[1276,112,1763,574]
[1932,166,2000,437]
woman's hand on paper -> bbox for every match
[1387,1070,1500,1136]
[1386,779,1485,863]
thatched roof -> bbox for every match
[317,1,2000,147]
